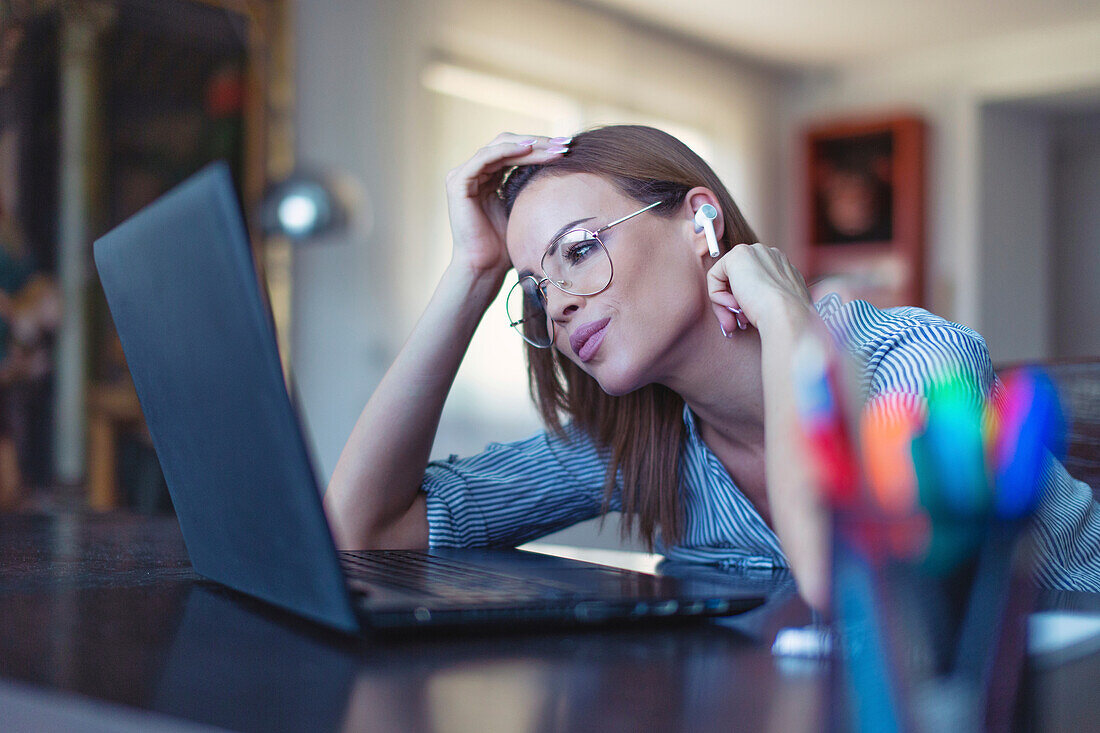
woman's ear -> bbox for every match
[684,187,725,258]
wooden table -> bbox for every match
[0,511,1096,731]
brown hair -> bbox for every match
[499,125,758,549]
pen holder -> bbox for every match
[829,509,1036,733]
[789,337,1066,731]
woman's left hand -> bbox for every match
[708,243,830,608]
[706,243,813,337]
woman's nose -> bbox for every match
[544,286,584,320]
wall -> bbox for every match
[781,21,1100,361]
[292,0,425,485]
[1052,112,1100,359]
[977,105,1052,362]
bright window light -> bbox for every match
[421,62,580,123]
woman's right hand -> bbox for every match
[444,133,571,276]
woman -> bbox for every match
[324,126,1100,608]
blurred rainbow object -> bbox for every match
[792,330,1068,732]
[991,369,1067,518]
[794,332,1067,572]
[791,333,861,508]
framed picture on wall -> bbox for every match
[804,115,926,308]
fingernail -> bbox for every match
[517,138,536,145]
[546,146,569,154]
[549,136,573,144]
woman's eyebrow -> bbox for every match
[548,217,594,247]
[541,216,595,263]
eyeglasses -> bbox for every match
[506,200,663,348]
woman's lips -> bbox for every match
[570,317,611,362]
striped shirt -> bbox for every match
[422,294,1100,591]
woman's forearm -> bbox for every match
[324,261,505,549]
[758,300,831,610]
[323,134,567,549]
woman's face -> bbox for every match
[506,173,713,395]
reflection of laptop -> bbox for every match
[154,587,359,730]
[93,163,764,634]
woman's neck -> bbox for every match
[661,316,767,452]
[659,316,771,522]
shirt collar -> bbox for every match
[681,401,703,445]
[814,292,842,321]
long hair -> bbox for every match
[498,125,759,549]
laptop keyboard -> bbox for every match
[339,550,583,605]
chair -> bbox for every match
[86,379,144,510]
[999,359,1100,501]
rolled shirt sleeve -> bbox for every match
[421,422,616,548]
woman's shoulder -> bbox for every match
[815,293,987,357]
[815,293,994,396]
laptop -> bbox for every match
[93,162,765,635]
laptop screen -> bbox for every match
[94,163,359,633]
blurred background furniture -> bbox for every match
[86,379,143,510]
[1,0,292,511]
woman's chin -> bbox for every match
[599,382,632,397]
[592,365,645,397]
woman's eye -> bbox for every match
[564,239,597,264]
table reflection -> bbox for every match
[151,583,791,733]
[0,512,834,732]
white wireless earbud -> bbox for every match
[694,203,720,257]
